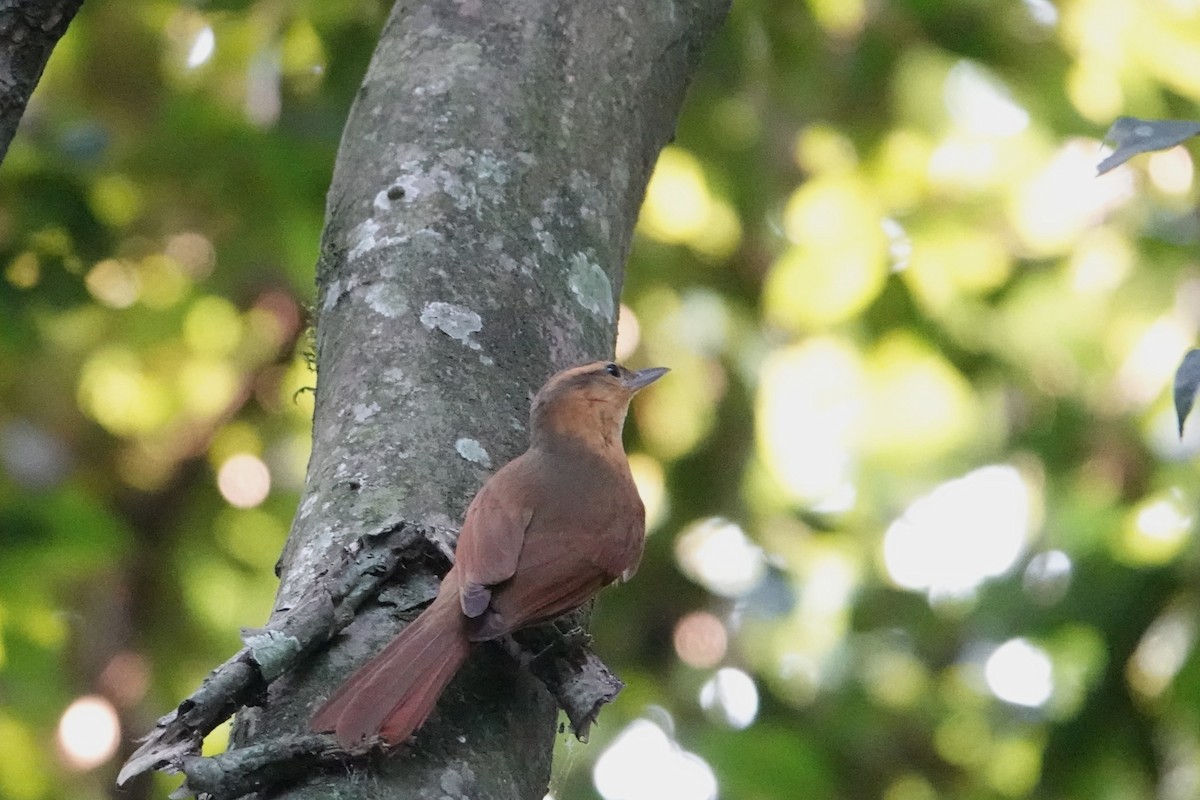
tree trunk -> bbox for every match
[0,0,84,164]
[234,2,727,798]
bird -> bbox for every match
[310,360,668,748]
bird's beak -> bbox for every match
[623,366,669,392]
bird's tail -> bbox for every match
[310,575,471,748]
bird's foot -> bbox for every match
[552,620,593,650]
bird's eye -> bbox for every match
[604,363,621,378]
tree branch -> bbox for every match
[119,523,629,796]
[0,0,84,164]
[117,522,437,786]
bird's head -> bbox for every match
[529,361,668,451]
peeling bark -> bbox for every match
[123,0,728,797]
[0,0,84,164]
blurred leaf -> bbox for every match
[1173,348,1200,437]
[1098,116,1200,175]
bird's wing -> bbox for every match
[592,500,646,582]
[468,497,645,641]
[466,539,610,641]
[454,464,535,618]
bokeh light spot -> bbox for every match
[1068,228,1132,294]
[863,648,928,709]
[627,453,666,532]
[615,304,641,361]
[806,0,866,37]
[57,696,120,770]
[85,259,140,309]
[98,652,151,708]
[137,254,190,308]
[1128,605,1196,700]
[637,147,741,259]
[757,339,864,508]
[179,358,239,419]
[675,517,765,597]
[281,19,327,92]
[593,719,717,800]
[985,638,1054,708]
[185,296,243,356]
[1147,147,1194,195]
[934,708,992,767]
[0,711,49,798]
[699,667,759,729]
[631,346,718,459]
[864,333,979,466]
[985,736,1044,797]
[1023,550,1072,605]
[793,124,858,175]
[884,773,938,800]
[89,176,142,228]
[1119,492,1193,566]
[165,232,216,279]
[0,420,70,489]
[883,465,1032,598]
[1066,60,1123,123]
[673,611,727,668]
[1023,0,1058,26]
[1009,139,1134,255]
[187,25,215,68]
[78,349,172,436]
[217,453,271,508]
[766,176,888,328]
[944,61,1029,137]
[245,49,283,127]
[6,251,39,288]
[904,223,1011,314]
[1115,313,1194,410]
[641,148,706,235]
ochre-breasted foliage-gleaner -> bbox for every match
[310,361,667,748]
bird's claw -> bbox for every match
[553,622,593,649]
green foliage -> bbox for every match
[4,0,1200,799]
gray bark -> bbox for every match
[0,0,83,164]
[238,2,728,799]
